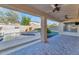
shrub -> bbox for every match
[35,28,52,33]
[47,28,52,33]
[21,16,31,25]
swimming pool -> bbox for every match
[0,33,20,42]
[48,32,59,38]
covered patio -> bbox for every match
[0,4,79,55]
[8,35,79,55]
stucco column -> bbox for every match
[58,22,64,34]
[41,16,48,43]
[78,25,79,34]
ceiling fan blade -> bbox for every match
[52,7,60,12]
[56,7,60,11]
[52,8,56,12]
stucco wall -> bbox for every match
[58,22,79,37]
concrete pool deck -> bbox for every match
[8,35,79,55]
[0,32,40,54]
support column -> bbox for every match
[59,22,64,34]
[41,16,48,43]
[78,25,79,36]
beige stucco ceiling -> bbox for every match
[27,4,79,21]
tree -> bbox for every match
[5,10,19,24]
[48,24,57,28]
[0,11,5,23]
[0,9,19,24]
[21,16,31,25]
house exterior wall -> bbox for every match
[58,22,79,37]
[0,22,41,35]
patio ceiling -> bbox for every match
[0,4,54,20]
[27,4,79,22]
[0,4,79,22]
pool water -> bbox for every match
[0,33,20,42]
[0,31,58,42]
[48,32,58,38]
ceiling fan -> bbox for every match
[51,4,61,12]
[64,8,79,19]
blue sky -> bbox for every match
[0,7,58,25]
[19,12,58,25]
